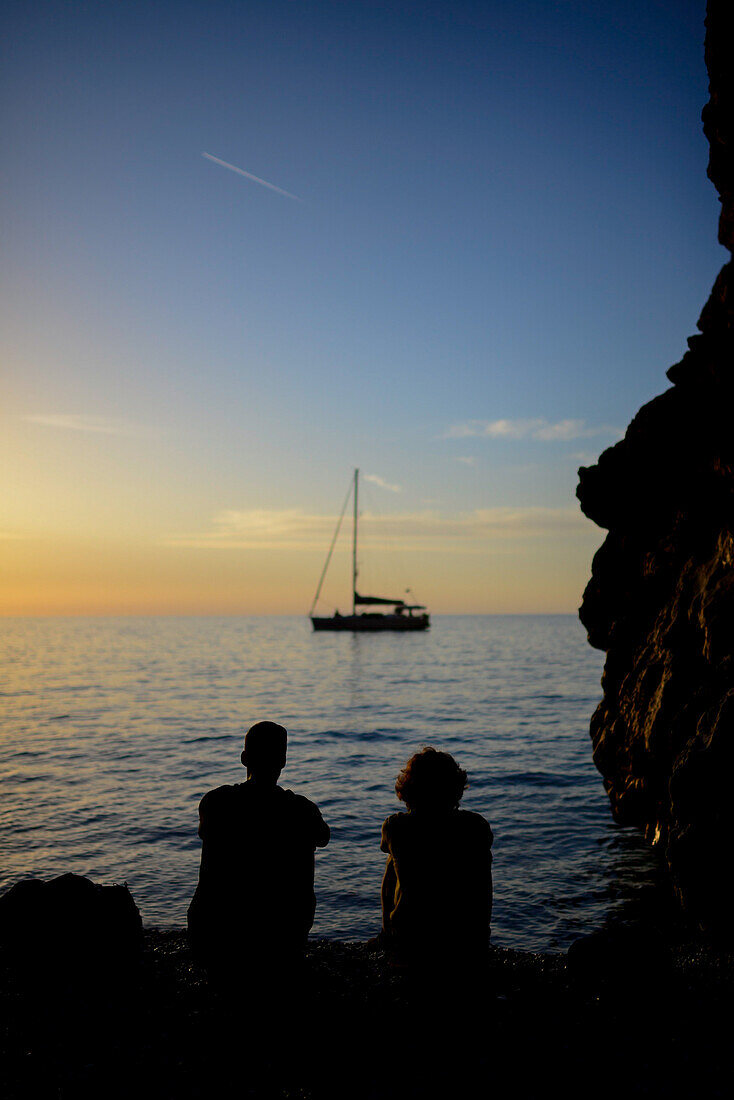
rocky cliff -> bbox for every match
[577,0,734,932]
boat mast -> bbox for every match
[352,467,358,616]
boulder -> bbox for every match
[0,873,143,984]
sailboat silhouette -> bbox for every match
[309,469,430,632]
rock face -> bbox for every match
[577,0,734,932]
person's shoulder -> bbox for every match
[457,808,491,826]
[283,788,324,819]
[382,812,407,836]
[283,788,330,844]
[380,811,405,852]
[199,784,240,814]
[457,809,493,839]
[283,787,312,807]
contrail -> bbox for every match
[202,152,301,201]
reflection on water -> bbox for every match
[0,615,661,951]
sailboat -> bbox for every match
[309,469,430,632]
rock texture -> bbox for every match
[577,0,734,932]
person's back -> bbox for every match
[380,748,492,967]
[187,721,329,976]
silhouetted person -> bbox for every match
[187,721,329,985]
[380,747,492,971]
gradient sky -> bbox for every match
[1,0,724,614]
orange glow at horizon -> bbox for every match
[0,532,601,616]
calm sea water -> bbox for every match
[0,615,659,951]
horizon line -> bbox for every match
[0,610,581,618]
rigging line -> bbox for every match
[308,476,354,617]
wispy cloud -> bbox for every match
[162,505,592,552]
[568,451,600,464]
[455,456,476,466]
[23,414,138,436]
[364,473,402,493]
[202,152,301,201]
[444,418,620,442]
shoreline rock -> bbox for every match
[3,927,734,1098]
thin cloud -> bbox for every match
[23,414,138,436]
[162,505,592,552]
[202,152,301,201]
[455,456,476,466]
[444,417,620,442]
[535,419,597,441]
[364,474,402,493]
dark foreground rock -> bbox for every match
[0,874,143,982]
[2,929,734,1099]
[577,0,734,931]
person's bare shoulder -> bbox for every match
[380,812,406,852]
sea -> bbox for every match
[0,614,661,952]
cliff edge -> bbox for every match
[577,0,734,932]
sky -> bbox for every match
[1,0,724,615]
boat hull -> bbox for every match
[310,613,430,632]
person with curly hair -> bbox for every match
[380,747,493,968]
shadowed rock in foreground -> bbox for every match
[577,0,734,933]
[2,929,734,1099]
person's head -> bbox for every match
[241,721,287,784]
[395,747,468,813]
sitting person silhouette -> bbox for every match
[380,747,492,969]
[187,721,330,981]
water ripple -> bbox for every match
[0,614,658,951]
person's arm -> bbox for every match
[380,818,397,935]
[381,856,397,934]
[480,820,493,936]
[314,812,330,848]
[464,816,492,944]
[309,801,330,847]
[197,791,213,840]
[380,816,392,853]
